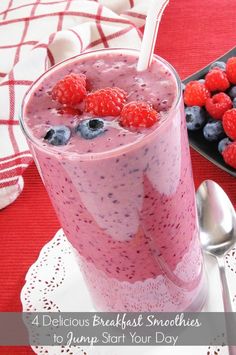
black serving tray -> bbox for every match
[182,46,236,177]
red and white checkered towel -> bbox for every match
[0,0,152,209]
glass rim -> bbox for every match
[19,48,182,161]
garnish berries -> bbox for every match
[183,81,210,107]
[119,101,159,128]
[205,92,232,120]
[85,87,127,117]
[44,125,71,146]
[76,118,106,139]
[51,73,87,106]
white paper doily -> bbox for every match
[20,229,236,355]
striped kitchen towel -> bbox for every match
[0,0,156,209]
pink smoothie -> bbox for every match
[21,49,206,311]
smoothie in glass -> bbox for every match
[20,48,206,311]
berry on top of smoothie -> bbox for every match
[84,87,127,117]
[76,118,107,140]
[44,125,71,146]
[48,72,161,143]
[119,101,159,128]
[29,52,177,151]
[51,73,87,105]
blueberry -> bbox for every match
[209,61,226,71]
[233,98,236,108]
[228,86,236,99]
[203,120,225,141]
[198,79,205,84]
[76,118,106,139]
[44,125,71,145]
[218,137,232,154]
[185,106,207,130]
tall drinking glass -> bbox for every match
[20,48,207,312]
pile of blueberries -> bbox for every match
[183,61,234,156]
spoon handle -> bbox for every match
[217,256,234,313]
[217,257,236,355]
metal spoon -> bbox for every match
[196,180,236,353]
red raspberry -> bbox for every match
[205,92,232,120]
[226,57,236,84]
[84,87,127,117]
[222,142,236,169]
[222,108,236,140]
[205,68,230,92]
[119,101,159,128]
[51,73,87,106]
[184,81,210,107]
